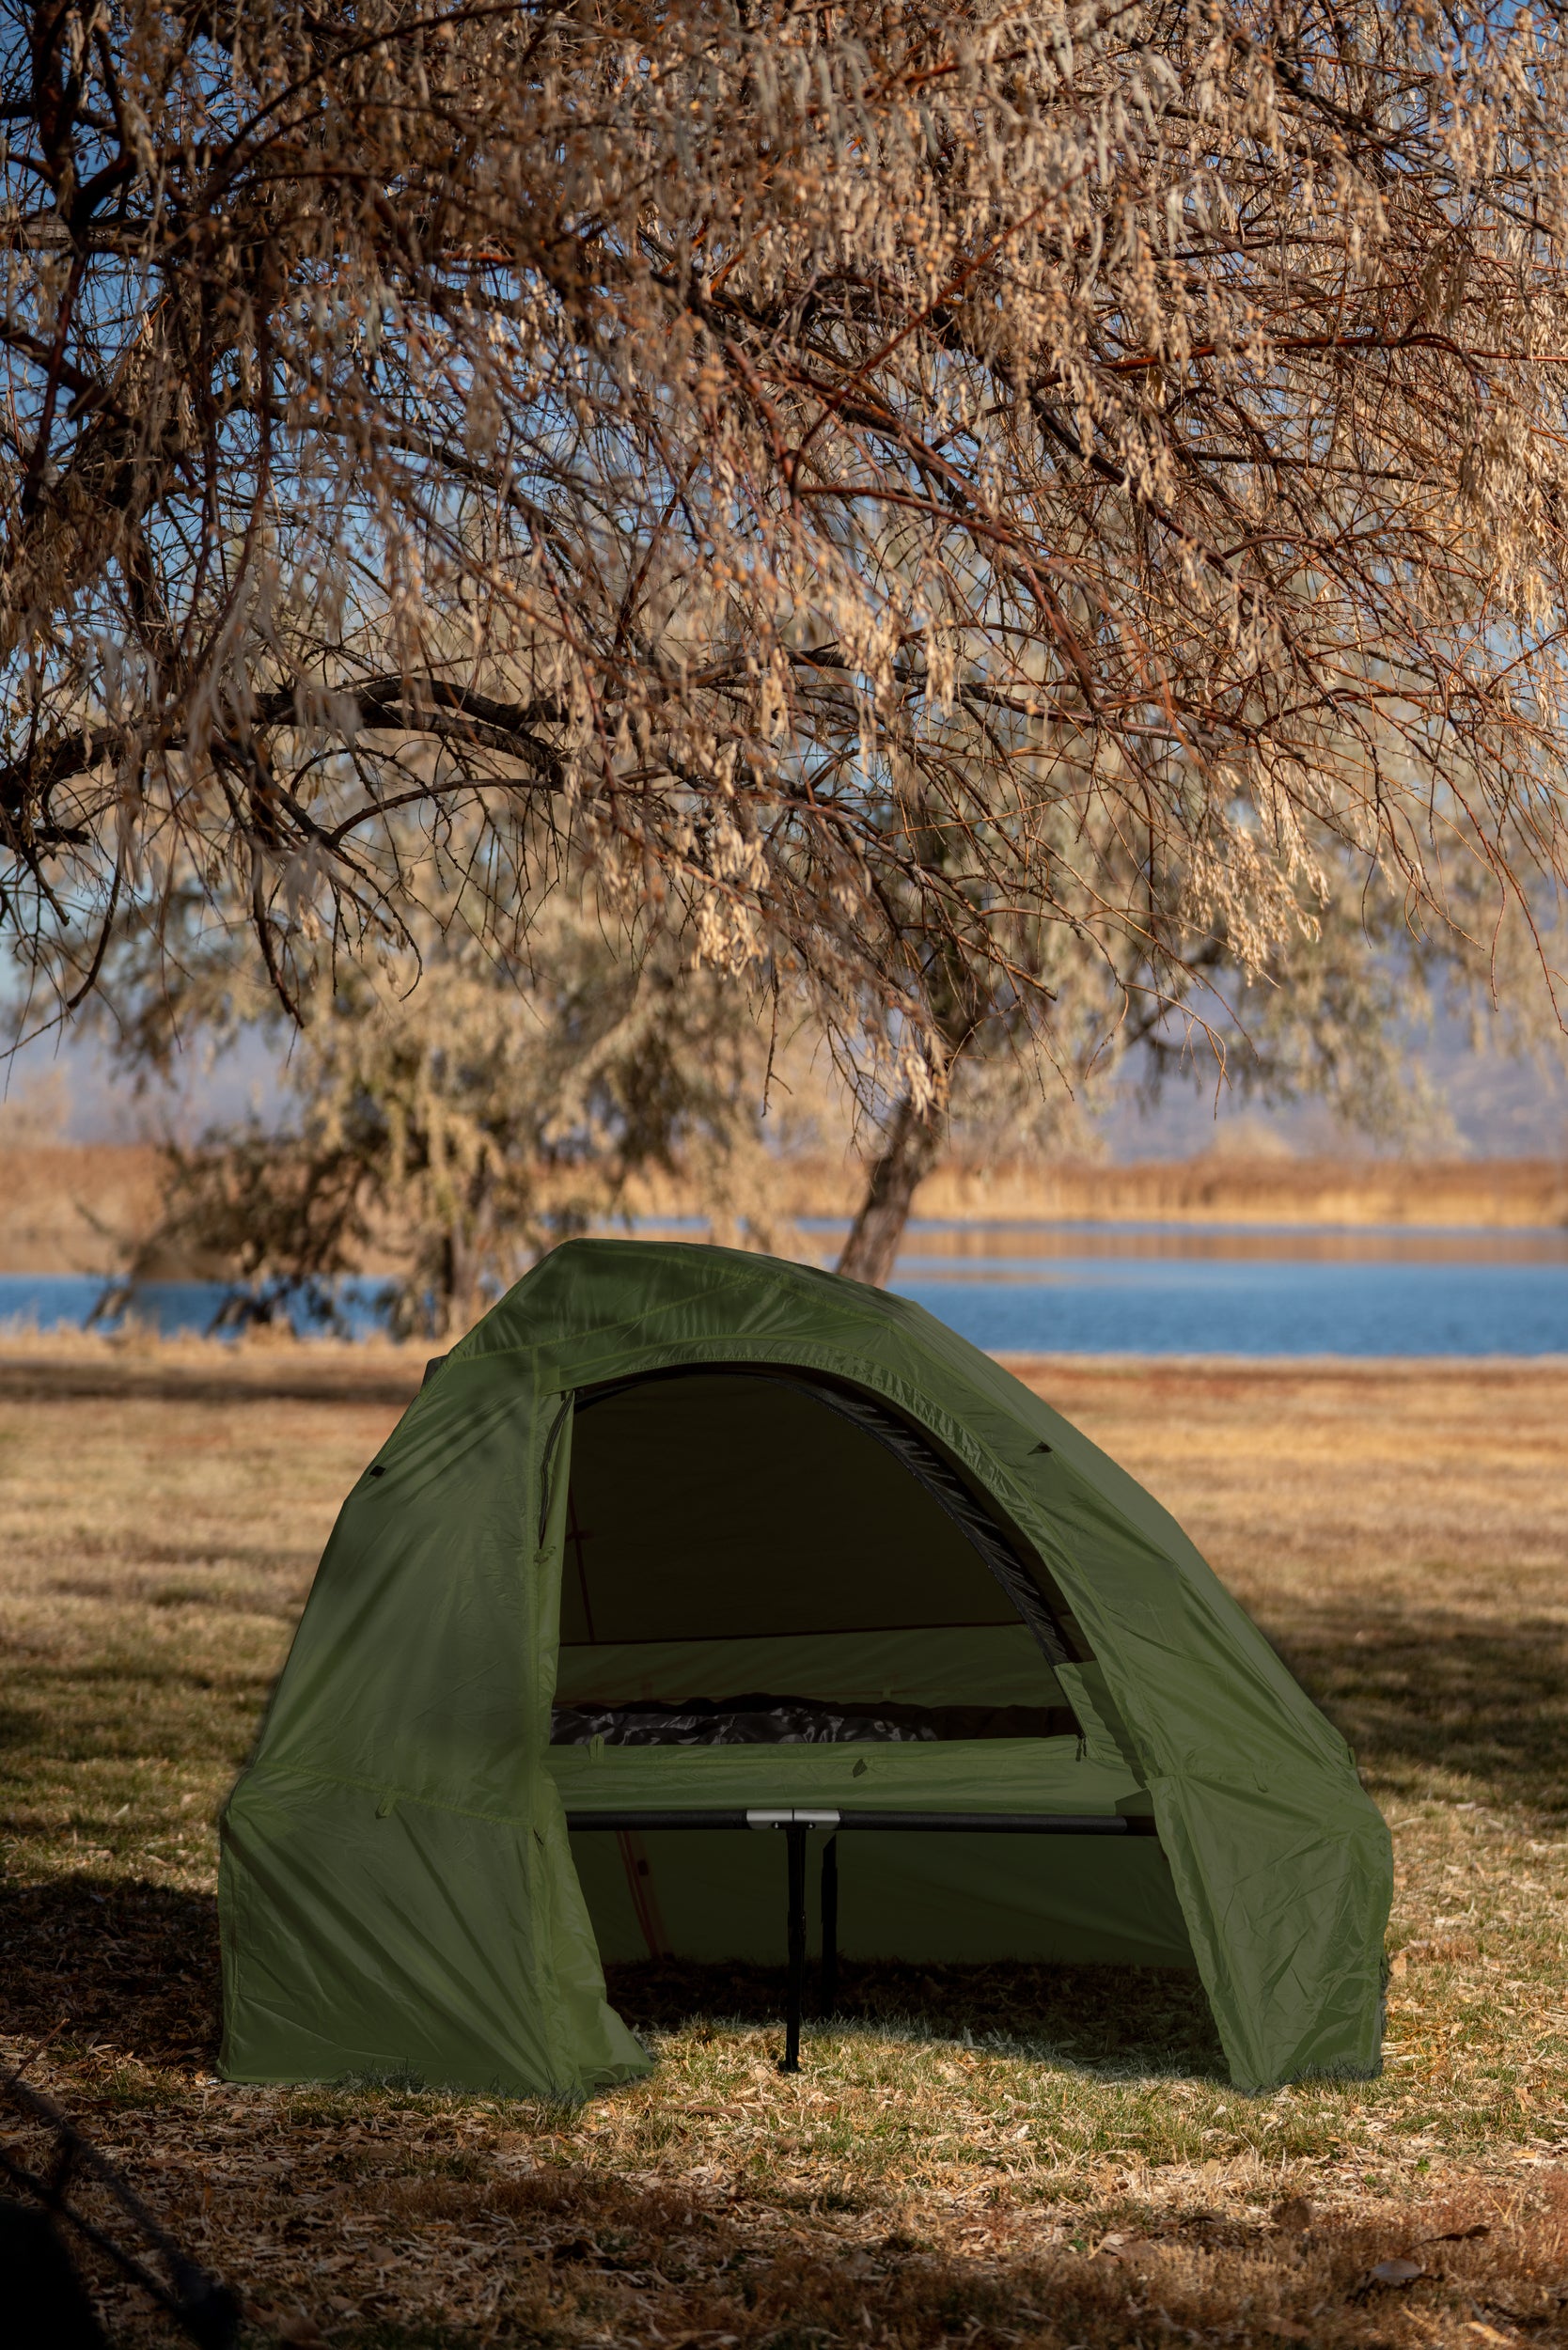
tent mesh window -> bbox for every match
[553,1370,1082,1747]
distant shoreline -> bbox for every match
[634,1151,1568,1234]
[0,1139,1562,1275]
[0,1326,1561,1393]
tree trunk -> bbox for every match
[835,1093,947,1287]
[433,1162,495,1338]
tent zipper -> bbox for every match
[537,1392,574,1548]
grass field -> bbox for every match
[1,1337,1565,2347]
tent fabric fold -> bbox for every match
[220,1238,1390,2098]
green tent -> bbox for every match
[218,1239,1390,2098]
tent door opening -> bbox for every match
[552,1366,1086,1749]
[549,1363,1188,1998]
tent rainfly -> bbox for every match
[218,1240,1391,2097]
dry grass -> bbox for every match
[2,1144,1567,1280]
[701,1153,1568,1230]
[1,1340,1565,2347]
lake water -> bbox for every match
[5,1219,1566,1356]
[875,1220,1568,1355]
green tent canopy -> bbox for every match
[218,1240,1390,2097]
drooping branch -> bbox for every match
[0,679,571,831]
[0,0,1561,1106]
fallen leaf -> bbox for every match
[1274,2196,1314,2233]
[276,2315,327,2346]
[1388,1951,1408,1979]
[1367,2257,1425,2288]
[1466,2326,1513,2345]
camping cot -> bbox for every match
[218,1238,1391,2097]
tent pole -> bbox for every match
[820,1835,839,2018]
[781,1823,807,2073]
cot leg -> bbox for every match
[780,1823,807,2073]
[820,1835,839,2017]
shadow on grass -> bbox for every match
[603,1955,1227,2076]
[243,2161,1568,2350]
[0,1703,43,1749]
[1272,1606,1568,1815]
[0,1875,220,2074]
[1,1878,1225,2085]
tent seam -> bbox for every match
[457,1254,769,1367]
[247,1761,533,1831]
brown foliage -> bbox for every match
[3,0,1568,1108]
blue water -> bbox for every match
[0,1274,394,1342]
[890,1256,1568,1357]
[4,1239,1566,1355]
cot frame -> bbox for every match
[564,1808,1141,2070]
